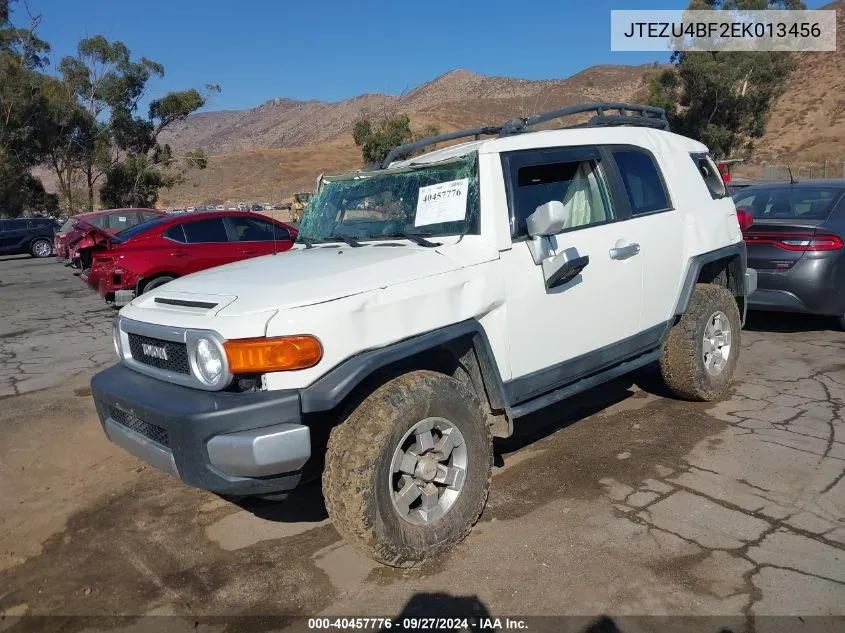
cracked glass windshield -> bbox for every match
[297,153,480,244]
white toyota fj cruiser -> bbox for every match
[91,103,756,566]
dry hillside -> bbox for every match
[160,64,659,206]
[160,65,656,154]
[753,0,845,167]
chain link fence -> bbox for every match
[764,162,845,181]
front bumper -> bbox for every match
[91,364,311,496]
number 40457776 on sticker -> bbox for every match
[414,178,469,227]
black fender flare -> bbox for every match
[299,320,510,421]
[673,242,748,317]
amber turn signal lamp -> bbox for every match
[224,335,322,372]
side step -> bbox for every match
[509,349,662,419]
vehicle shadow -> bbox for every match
[743,310,839,333]
[0,254,33,262]
[226,479,329,522]
[232,373,662,522]
[384,592,629,632]
[494,373,649,464]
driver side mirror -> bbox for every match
[526,201,566,237]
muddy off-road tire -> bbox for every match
[660,283,741,401]
[322,370,492,567]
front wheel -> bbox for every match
[322,370,492,567]
[660,283,741,401]
[30,238,53,258]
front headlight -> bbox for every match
[193,337,224,386]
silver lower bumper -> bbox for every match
[207,423,311,477]
[104,418,178,476]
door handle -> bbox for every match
[172,250,187,258]
[242,249,258,256]
[609,243,640,260]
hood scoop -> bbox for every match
[154,297,219,309]
[132,290,238,315]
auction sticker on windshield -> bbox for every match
[414,178,468,227]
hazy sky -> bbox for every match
[25,0,830,112]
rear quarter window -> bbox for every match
[612,149,671,215]
[164,224,187,243]
[690,152,727,199]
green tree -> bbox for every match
[353,114,439,165]
[57,35,167,210]
[101,84,216,208]
[41,76,97,213]
[0,0,52,216]
[648,0,804,158]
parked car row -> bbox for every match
[54,209,297,306]
[170,202,292,214]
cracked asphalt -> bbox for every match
[1,254,844,630]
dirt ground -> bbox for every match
[1,255,844,632]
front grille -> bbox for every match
[127,333,190,374]
[110,407,170,448]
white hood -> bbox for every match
[134,244,466,317]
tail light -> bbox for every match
[743,233,844,252]
[736,207,753,231]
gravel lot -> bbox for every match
[1,255,844,631]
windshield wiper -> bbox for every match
[324,234,362,248]
[374,232,442,248]
[297,236,315,249]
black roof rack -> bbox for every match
[381,102,668,168]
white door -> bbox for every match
[607,147,685,330]
[500,147,644,394]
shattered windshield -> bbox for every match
[298,152,480,243]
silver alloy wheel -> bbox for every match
[703,310,732,376]
[389,417,468,526]
[33,240,51,257]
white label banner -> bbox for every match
[414,178,469,227]
[610,10,836,52]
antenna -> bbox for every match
[786,165,796,185]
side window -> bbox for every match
[106,213,133,231]
[87,215,106,228]
[505,153,615,238]
[228,216,290,241]
[164,224,187,243]
[613,150,670,215]
[141,212,160,222]
[182,218,229,243]
[690,152,726,199]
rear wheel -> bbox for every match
[322,370,492,567]
[142,276,175,293]
[30,238,53,258]
[660,283,741,401]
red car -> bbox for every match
[55,208,165,265]
[81,211,297,305]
